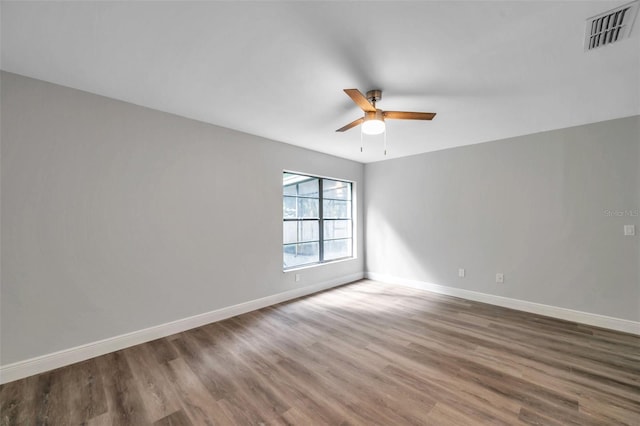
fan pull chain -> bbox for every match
[360,128,364,152]
[383,126,387,156]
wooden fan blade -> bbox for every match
[384,111,436,120]
[344,89,376,112]
[336,117,364,132]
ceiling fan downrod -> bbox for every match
[366,90,382,108]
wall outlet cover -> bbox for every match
[624,225,635,236]
[496,273,504,283]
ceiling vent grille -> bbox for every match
[585,1,639,50]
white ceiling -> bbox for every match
[2,1,639,163]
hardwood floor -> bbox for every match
[1,279,639,425]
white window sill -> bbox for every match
[283,256,357,273]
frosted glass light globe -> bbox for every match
[362,119,385,135]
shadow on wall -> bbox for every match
[365,203,440,285]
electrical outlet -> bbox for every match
[624,225,635,236]
[458,268,465,278]
[496,273,504,283]
[295,273,301,282]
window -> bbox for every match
[283,172,353,269]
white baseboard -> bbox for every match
[0,272,363,384]
[366,272,640,336]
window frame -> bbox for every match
[283,171,354,271]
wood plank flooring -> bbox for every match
[1,279,639,425]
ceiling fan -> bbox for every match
[336,89,436,135]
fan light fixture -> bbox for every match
[361,110,386,135]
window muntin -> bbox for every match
[283,172,353,269]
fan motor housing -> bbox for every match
[365,109,384,122]
[366,90,382,103]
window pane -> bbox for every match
[298,178,319,197]
[323,199,350,219]
[283,184,297,196]
[283,196,297,219]
[324,238,352,261]
[283,173,319,197]
[283,172,299,183]
[323,179,351,200]
[324,220,352,240]
[284,196,319,219]
[283,242,319,268]
[284,220,319,244]
[298,198,319,218]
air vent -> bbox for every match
[585,0,639,50]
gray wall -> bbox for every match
[1,72,364,364]
[365,116,639,322]
[2,70,638,367]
